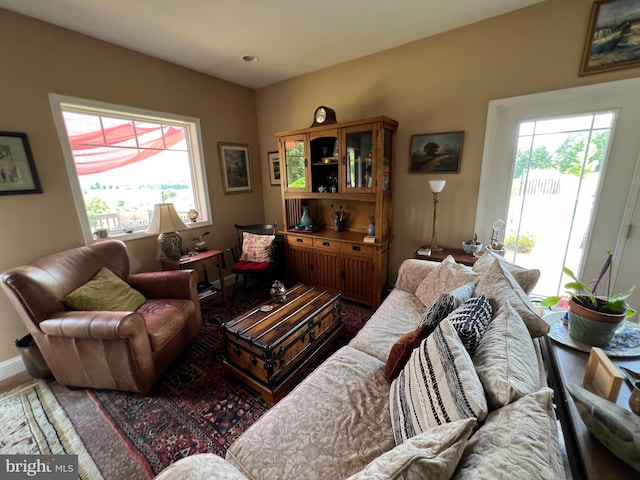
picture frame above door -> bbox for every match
[0,131,42,195]
[580,0,640,75]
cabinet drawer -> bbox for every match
[312,238,340,251]
[341,243,374,256]
[287,235,313,247]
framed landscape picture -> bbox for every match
[267,150,281,185]
[409,131,464,173]
[0,131,42,195]
[580,0,640,75]
[218,142,252,193]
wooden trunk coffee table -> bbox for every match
[221,284,343,406]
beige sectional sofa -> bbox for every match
[155,255,565,480]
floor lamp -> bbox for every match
[429,180,446,251]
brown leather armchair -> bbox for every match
[1,240,202,395]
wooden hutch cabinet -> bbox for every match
[277,116,397,308]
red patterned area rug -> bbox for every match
[87,289,373,476]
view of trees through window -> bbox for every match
[505,112,614,297]
[56,105,207,238]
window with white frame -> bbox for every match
[50,94,210,243]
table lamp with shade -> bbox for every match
[429,180,446,251]
[146,203,188,259]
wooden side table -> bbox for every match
[541,336,640,479]
[161,249,226,305]
[413,246,477,266]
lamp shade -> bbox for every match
[429,180,446,193]
[147,203,188,234]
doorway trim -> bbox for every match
[475,77,640,288]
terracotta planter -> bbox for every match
[568,297,625,347]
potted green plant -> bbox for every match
[189,231,210,252]
[541,250,636,346]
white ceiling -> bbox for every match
[1,0,546,89]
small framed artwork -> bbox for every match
[580,0,640,75]
[267,150,281,186]
[583,347,624,401]
[218,142,252,194]
[0,131,42,195]
[409,131,464,173]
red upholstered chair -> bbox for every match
[227,224,278,303]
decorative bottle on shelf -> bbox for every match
[367,223,375,237]
[299,206,313,227]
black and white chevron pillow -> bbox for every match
[419,282,476,328]
[445,295,492,355]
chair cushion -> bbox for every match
[240,232,275,262]
[137,299,195,351]
[232,260,271,272]
[62,267,146,312]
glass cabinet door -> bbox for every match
[383,127,393,191]
[344,126,374,191]
[283,135,307,191]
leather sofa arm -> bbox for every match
[39,311,147,339]
[127,270,198,300]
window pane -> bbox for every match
[506,111,615,297]
[54,99,209,241]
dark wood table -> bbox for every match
[413,246,477,266]
[541,336,640,479]
[161,249,226,304]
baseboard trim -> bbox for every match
[0,355,26,382]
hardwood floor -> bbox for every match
[0,371,31,392]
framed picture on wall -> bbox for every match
[409,131,464,173]
[580,0,640,75]
[0,131,42,195]
[218,142,252,193]
[267,150,281,185]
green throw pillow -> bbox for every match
[63,267,146,312]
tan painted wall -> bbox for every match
[0,9,262,364]
[255,0,640,283]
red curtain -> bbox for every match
[70,125,186,175]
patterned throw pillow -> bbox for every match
[454,389,565,479]
[390,319,488,445]
[472,302,540,410]
[445,295,492,355]
[473,249,541,295]
[475,259,549,338]
[420,282,476,327]
[346,418,476,480]
[415,256,479,308]
[240,232,275,262]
